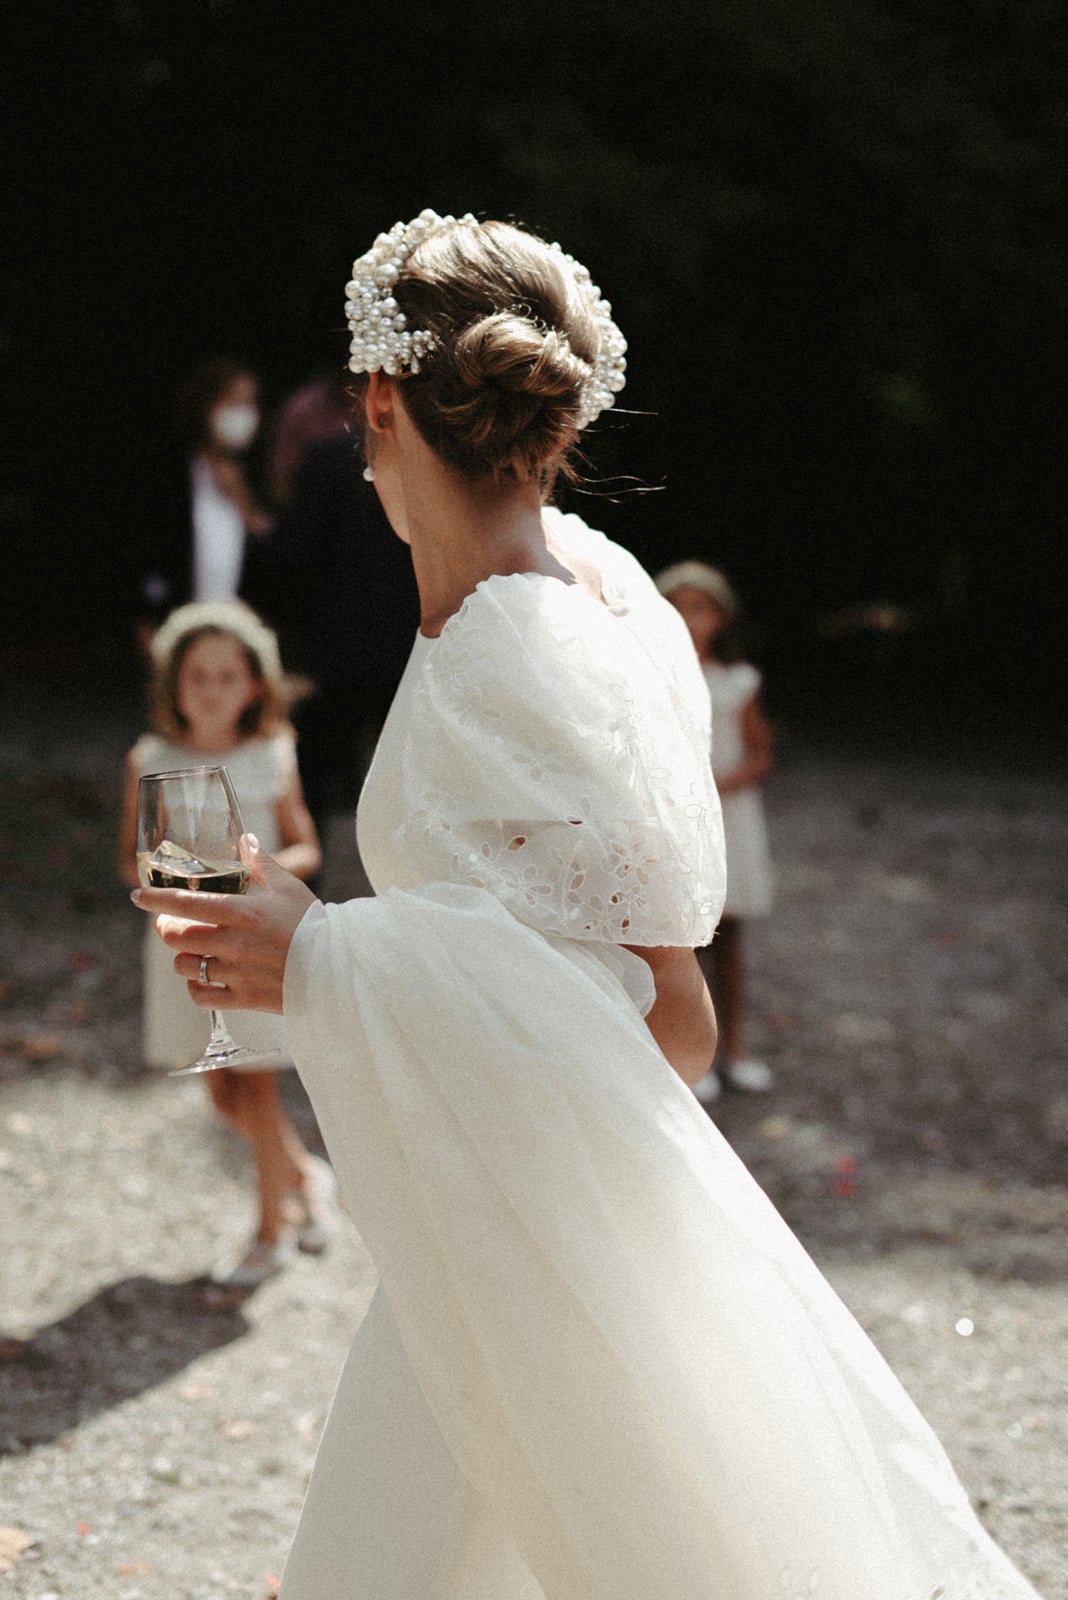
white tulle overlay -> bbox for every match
[279,519,1041,1599]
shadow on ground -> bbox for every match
[0,1275,250,1454]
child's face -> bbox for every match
[667,585,727,658]
[176,633,261,746]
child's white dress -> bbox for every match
[704,660,773,917]
[131,731,295,1068]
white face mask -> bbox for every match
[210,403,259,451]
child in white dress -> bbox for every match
[656,560,775,1103]
[119,600,332,1294]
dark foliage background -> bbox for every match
[3,0,1065,754]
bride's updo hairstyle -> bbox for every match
[394,222,597,480]
[344,211,627,482]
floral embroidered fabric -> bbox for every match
[359,568,726,949]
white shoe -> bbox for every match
[203,1240,285,1303]
[721,1059,774,1093]
[692,1070,722,1105]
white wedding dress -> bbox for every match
[279,514,1042,1599]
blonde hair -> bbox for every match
[388,220,602,482]
[148,600,289,741]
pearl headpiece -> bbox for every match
[344,209,627,429]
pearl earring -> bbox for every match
[362,430,376,482]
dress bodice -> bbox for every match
[357,515,725,948]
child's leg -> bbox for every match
[690,942,722,1105]
[205,1066,251,1138]
[230,1071,305,1245]
[199,1070,327,1299]
[207,1069,307,1181]
[274,1103,340,1246]
[205,1067,335,1254]
[710,915,745,1063]
[710,917,774,1092]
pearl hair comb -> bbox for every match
[344,209,627,429]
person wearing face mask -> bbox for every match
[135,361,278,644]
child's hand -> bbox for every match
[130,836,316,1015]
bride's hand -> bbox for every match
[130,835,317,1015]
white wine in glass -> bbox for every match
[136,765,280,1074]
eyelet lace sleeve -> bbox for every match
[390,574,725,947]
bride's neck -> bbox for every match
[381,390,586,634]
[406,464,555,638]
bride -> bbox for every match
[135,211,1043,1598]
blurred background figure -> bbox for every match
[268,368,352,508]
[657,560,775,1105]
[118,599,332,1300]
[270,429,420,893]
[136,361,276,647]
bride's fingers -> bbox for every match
[154,912,262,956]
[130,885,256,927]
[156,913,219,946]
[131,866,305,1020]
[179,953,284,1015]
[175,951,228,987]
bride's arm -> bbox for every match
[624,945,717,1088]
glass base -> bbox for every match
[169,1047,283,1076]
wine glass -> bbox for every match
[136,765,279,1075]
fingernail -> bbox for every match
[247,833,260,852]
[130,890,143,905]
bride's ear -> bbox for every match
[365,371,395,435]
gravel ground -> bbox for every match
[1,681,1065,1598]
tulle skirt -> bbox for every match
[280,884,1041,1600]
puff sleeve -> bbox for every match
[384,575,725,948]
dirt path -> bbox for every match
[1,683,1065,1597]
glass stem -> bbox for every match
[205,1009,239,1061]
